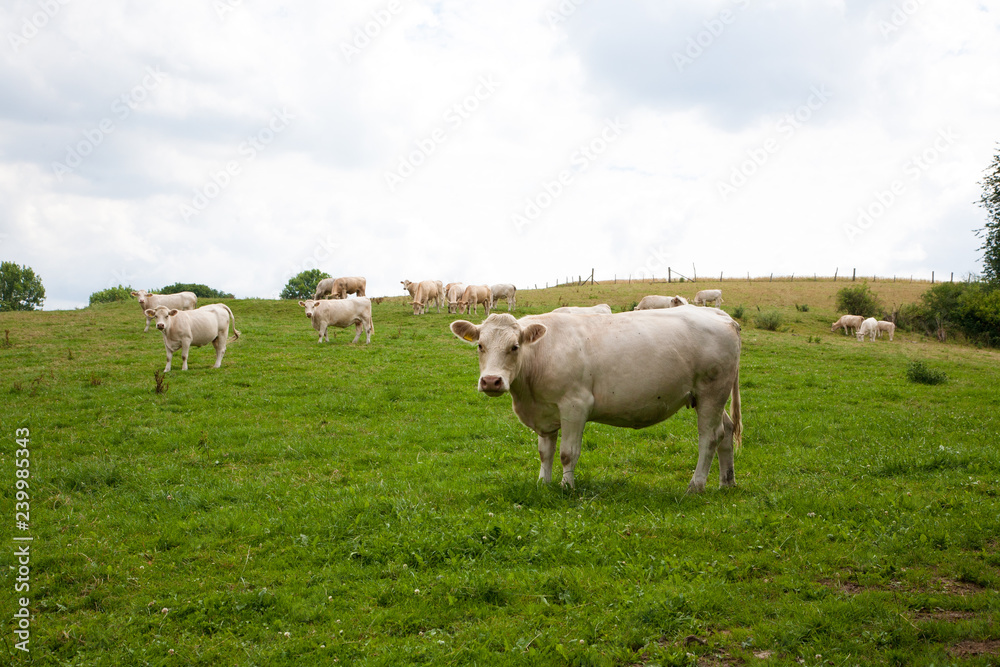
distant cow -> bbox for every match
[490,284,517,312]
[831,314,864,336]
[856,317,878,342]
[876,320,896,341]
[459,285,493,316]
[634,295,688,310]
[314,278,337,300]
[693,289,723,307]
[552,304,613,315]
[329,276,366,299]
[132,290,197,333]
[450,307,742,492]
[145,304,239,371]
[411,280,446,315]
[446,283,467,314]
[298,298,373,344]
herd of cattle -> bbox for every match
[128,283,895,490]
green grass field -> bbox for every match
[2,280,999,666]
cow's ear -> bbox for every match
[144,309,155,316]
[521,323,547,345]
[450,320,480,343]
[168,309,179,317]
[131,291,139,296]
[298,301,306,307]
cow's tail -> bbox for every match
[221,304,241,340]
[730,364,742,451]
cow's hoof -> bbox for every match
[686,481,706,494]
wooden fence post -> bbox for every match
[834,267,838,281]
[852,268,856,281]
[668,267,672,283]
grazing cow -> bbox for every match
[831,314,864,336]
[132,290,197,333]
[298,298,373,344]
[693,289,723,307]
[459,285,492,316]
[450,307,742,492]
[634,295,688,310]
[490,284,517,312]
[876,320,896,341]
[314,278,337,300]
[329,276,366,299]
[552,304,613,315]
[856,317,878,342]
[446,283,467,314]
[145,304,239,371]
[411,280,446,315]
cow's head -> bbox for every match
[132,289,150,307]
[450,314,547,396]
[145,306,178,331]
[411,300,423,315]
[299,300,318,318]
[401,280,412,292]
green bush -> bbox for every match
[157,283,234,299]
[899,282,1000,346]
[280,270,332,300]
[754,310,783,331]
[835,283,881,318]
[0,261,45,311]
[795,303,810,312]
[906,360,946,385]
[731,304,746,320]
[89,285,135,305]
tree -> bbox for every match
[0,262,45,311]
[977,144,1000,282]
[157,283,234,299]
[89,285,134,305]
[280,269,330,300]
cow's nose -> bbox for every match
[157,323,165,330]
[479,375,504,392]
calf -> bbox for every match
[450,307,742,492]
[693,289,723,307]
[132,290,197,333]
[146,304,239,371]
[298,298,374,344]
[856,317,878,342]
[876,320,896,341]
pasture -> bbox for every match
[1,280,999,666]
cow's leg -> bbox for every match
[716,411,736,488]
[213,335,226,368]
[485,301,491,316]
[365,320,373,344]
[558,416,586,488]
[537,431,557,483]
[319,322,328,343]
[144,315,151,333]
[351,322,362,344]
[163,344,174,372]
[180,340,191,371]
[688,405,726,493]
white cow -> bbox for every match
[831,314,864,336]
[459,285,493,316]
[132,290,197,333]
[446,283,467,314]
[298,298,373,344]
[876,320,896,341]
[856,317,878,342]
[401,280,418,299]
[450,307,742,492]
[634,295,688,310]
[551,304,613,315]
[411,280,446,315]
[314,278,337,300]
[489,284,517,312]
[327,276,366,299]
[693,289,723,307]
[145,304,239,371]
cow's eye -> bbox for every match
[477,344,484,352]
[511,344,519,352]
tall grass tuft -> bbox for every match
[906,360,946,385]
[731,304,746,320]
[754,310,783,331]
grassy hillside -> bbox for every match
[1,281,998,666]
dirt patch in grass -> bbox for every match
[914,609,978,622]
[949,639,1000,658]
[819,578,868,595]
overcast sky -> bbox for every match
[1,0,998,309]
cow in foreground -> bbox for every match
[146,304,240,371]
[552,304,613,315]
[459,285,493,316]
[450,307,742,492]
[411,280,446,315]
[856,317,878,342]
[831,314,864,336]
[132,290,197,333]
[876,320,896,341]
[634,295,688,310]
[693,289,723,307]
[490,284,517,312]
[298,298,373,344]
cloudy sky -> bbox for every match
[1,0,998,309]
